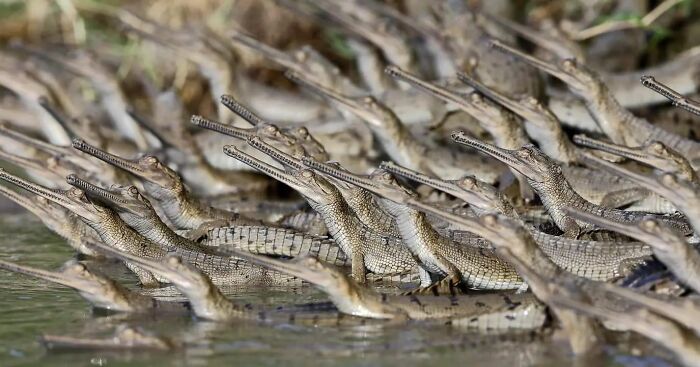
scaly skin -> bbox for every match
[0,170,300,288]
[67,177,217,254]
[302,158,524,292]
[127,104,269,196]
[72,138,262,231]
[249,136,400,236]
[452,133,692,238]
[423,212,602,355]
[228,250,546,328]
[287,70,504,183]
[206,226,350,267]
[457,72,653,207]
[579,153,700,238]
[641,75,700,118]
[407,195,650,282]
[385,66,534,199]
[0,182,101,256]
[567,208,700,294]
[0,259,183,313]
[549,283,700,367]
[224,144,419,284]
[491,41,700,166]
[574,135,698,185]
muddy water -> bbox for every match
[0,213,674,366]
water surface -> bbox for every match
[0,213,675,366]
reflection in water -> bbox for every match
[0,214,671,366]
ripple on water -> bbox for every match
[0,213,677,366]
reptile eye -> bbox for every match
[265,125,278,133]
[295,50,308,62]
[381,173,393,181]
[167,256,182,266]
[296,127,309,137]
[37,196,48,204]
[661,174,676,186]
[71,263,87,273]
[516,149,531,158]
[562,59,576,70]
[301,170,313,178]
[641,219,657,230]
[144,156,158,165]
[71,188,85,196]
[363,97,374,105]
[461,177,476,187]
[469,93,482,103]
[128,186,139,196]
[650,141,664,152]
[528,97,538,106]
[482,214,497,225]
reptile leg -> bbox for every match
[126,263,160,288]
[185,220,231,241]
[351,250,367,284]
[401,274,463,296]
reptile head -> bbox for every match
[490,40,597,97]
[225,145,339,205]
[221,250,360,305]
[287,70,399,130]
[457,71,558,129]
[0,259,134,311]
[0,169,107,223]
[575,136,695,182]
[581,152,696,204]
[452,132,554,183]
[67,175,152,218]
[72,139,181,191]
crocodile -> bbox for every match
[40,325,179,351]
[0,169,301,288]
[455,70,653,208]
[16,45,153,150]
[577,152,700,238]
[566,208,700,294]
[71,138,263,233]
[489,40,700,166]
[65,177,216,254]
[451,132,693,238]
[0,57,71,145]
[301,0,419,75]
[574,135,698,185]
[0,180,101,256]
[223,144,420,284]
[66,166,346,265]
[641,75,700,118]
[245,136,398,237]
[384,65,534,200]
[403,194,651,282]
[0,122,123,184]
[126,103,270,196]
[287,70,505,183]
[444,213,605,354]
[90,243,389,326]
[301,157,525,292]
[0,259,185,313]
[191,96,329,163]
[229,31,364,95]
[549,282,700,367]
[226,250,546,329]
